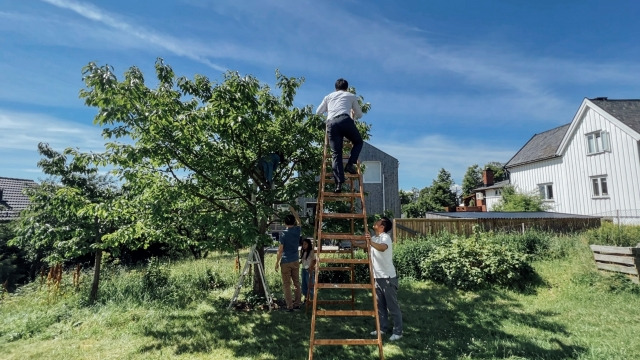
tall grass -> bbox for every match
[1,232,639,359]
[584,222,640,247]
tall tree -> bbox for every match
[401,169,458,217]
[426,168,458,211]
[80,59,370,293]
[13,143,121,303]
[462,164,482,196]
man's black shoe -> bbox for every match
[345,163,358,175]
[334,183,343,193]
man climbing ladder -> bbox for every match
[316,78,364,193]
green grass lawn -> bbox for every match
[1,240,639,360]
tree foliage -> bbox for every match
[484,161,507,182]
[402,169,458,217]
[13,143,121,303]
[79,59,371,293]
[492,185,550,212]
[462,164,482,196]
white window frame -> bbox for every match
[538,183,554,201]
[591,176,609,198]
[362,161,381,183]
[585,130,610,155]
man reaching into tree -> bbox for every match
[316,78,364,193]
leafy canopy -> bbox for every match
[79,59,369,251]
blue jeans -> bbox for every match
[301,268,314,299]
[327,114,363,183]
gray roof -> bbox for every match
[0,177,37,221]
[427,211,600,220]
[474,179,510,191]
[506,98,640,169]
[360,142,399,164]
[505,124,569,168]
[589,98,640,134]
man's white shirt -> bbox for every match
[370,232,397,278]
[316,90,363,120]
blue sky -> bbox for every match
[2,0,640,190]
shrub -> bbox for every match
[490,229,551,258]
[393,240,437,280]
[420,233,534,290]
[585,222,640,247]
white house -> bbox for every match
[505,97,640,224]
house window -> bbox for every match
[362,161,381,183]
[591,176,609,197]
[538,183,553,200]
[586,131,610,155]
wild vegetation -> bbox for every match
[1,228,638,360]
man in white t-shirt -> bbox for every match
[316,78,364,193]
[357,216,403,341]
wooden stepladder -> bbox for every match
[308,132,384,360]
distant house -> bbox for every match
[0,177,37,222]
[505,97,640,224]
[458,169,509,212]
[298,141,401,220]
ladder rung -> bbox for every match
[318,258,369,264]
[316,310,376,317]
[321,213,366,219]
[318,266,352,271]
[324,173,360,181]
[316,249,354,254]
[314,299,354,305]
[315,283,373,289]
[320,233,366,240]
[313,339,380,346]
[322,192,361,198]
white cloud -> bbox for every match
[375,135,516,190]
[0,110,105,152]
[40,0,229,71]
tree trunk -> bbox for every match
[89,248,102,304]
[252,245,266,295]
[89,216,101,304]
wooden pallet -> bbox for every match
[590,244,640,284]
[307,133,383,360]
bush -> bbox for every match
[420,234,534,290]
[490,230,551,258]
[585,222,640,247]
[393,240,437,280]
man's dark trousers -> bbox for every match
[327,114,363,184]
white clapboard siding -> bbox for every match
[509,99,640,223]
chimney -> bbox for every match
[482,169,494,186]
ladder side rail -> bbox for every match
[357,163,384,359]
[309,130,330,360]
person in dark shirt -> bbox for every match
[275,207,302,311]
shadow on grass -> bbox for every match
[139,283,587,359]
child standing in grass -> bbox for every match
[300,238,316,303]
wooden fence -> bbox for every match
[590,245,640,284]
[393,217,602,242]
